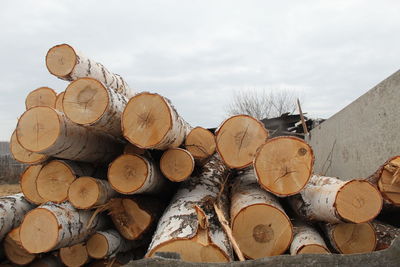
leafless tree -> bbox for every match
[226,89,299,120]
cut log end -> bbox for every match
[46,44,77,77]
[59,243,89,267]
[20,165,46,205]
[10,131,48,164]
[25,87,57,110]
[55,92,65,112]
[336,180,382,223]
[297,244,330,255]
[216,115,268,169]
[185,127,216,160]
[4,227,36,265]
[86,233,109,259]
[68,177,102,209]
[254,136,314,196]
[378,156,400,205]
[63,78,109,125]
[160,148,194,182]
[332,223,376,254]
[232,203,293,259]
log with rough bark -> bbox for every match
[20,164,46,205]
[146,154,233,262]
[63,78,128,137]
[46,44,134,98]
[108,153,166,195]
[184,127,216,162]
[0,194,35,241]
[55,91,64,112]
[122,92,192,150]
[16,106,123,163]
[290,222,329,255]
[372,221,400,251]
[30,255,63,267]
[366,156,400,206]
[160,148,195,182]
[68,177,117,209]
[25,87,57,109]
[20,202,108,253]
[3,226,36,265]
[289,175,383,223]
[59,243,90,267]
[10,131,48,165]
[36,160,95,203]
[322,222,376,254]
[254,136,314,196]
[216,115,268,169]
[230,169,293,259]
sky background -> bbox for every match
[1,0,400,140]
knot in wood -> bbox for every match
[253,224,274,243]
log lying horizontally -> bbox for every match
[46,43,134,98]
[3,226,36,265]
[25,87,57,110]
[289,175,383,223]
[230,169,293,259]
[16,106,123,163]
[10,131,48,165]
[254,136,314,196]
[59,243,90,267]
[63,78,128,138]
[216,115,268,169]
[20,165,46,205]
[122,92,192,150]
[184,127,216,162]
[372,221,400,251]
[146,154,233,262]
[20,202,108,253]
[290,222,330,255]
[160,148,195,182]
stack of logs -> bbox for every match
[1,43,400,266]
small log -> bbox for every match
[36,160,95,203]
[30,255,63,267]
[20,202,108,253]
[55,92,64,112]
[108,153,166,195]
[184,127,216,162]
[122,92,192,150]
[290,222,329,255]
[16,106,122,163]
[254,136,314,196]
[322,222,376,254]
[372,221,400,251]
[46,44,134,98]
[20,164,46,205]
[289,175,383,223]
[25,87,57,109]
[230,170,293,258]
[63,78,127,137]
[3,226,36,265]
[160,148,195,182]
[146,154,233,262]
[59,243,90,267]
[216,115,268,169]
[10,130,48,165]
[0,193,35,241]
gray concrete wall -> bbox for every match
[307,69,400,180]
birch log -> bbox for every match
[68,177,117,209]
[216,115,268,169]
[20,165,46,205]
[0,194,35,241]
[36,160,95,203]
[122,92,192,150]
[31,255,63,267]
[254,136,314,196]
[290,222,329,255]
[3,226,36,265]
[322,222,376,254]
[63,78,127,137]
[160,148,195,182]
[25,87,57,109]
[146,154,233,263]
[59,243,90,267]
[108,153,166,195]
[10,131,48,165]
[230,170,293,259]
[16,106,123,163]
[46,44,134,98]
[289,175,383,223]
[372,221,400,251]
[184,127,216,162]
[20,202,108,253]
[55,92,65,112]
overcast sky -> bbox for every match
[1,0,400,141]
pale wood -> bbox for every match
[122,92,192,150]
[216,115,268,169]
[10,130,48,164]
[16,106,122,163]
[254,136,314,196]
[36,160,95,203]
[108,153,166,195]
[3,226,36,265]
[20,164,46,205]
[184,127,216,161]
[372,221,400,251]
[25,87,57,109]
[59,243,90,267]
[290,222,329,255]
[20,202,108,253]
[146,154,233,263]
[63,78,127,137]
[46,44,134,98]
[230,170,293,259]
[55,91,65,112]
[160,148,194,182]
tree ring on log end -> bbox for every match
[86,233,109,259]
[332,222,376,254]
[68,177,100,209]
[160,148,194,182]
[378,156,400,205]
[25,87,57,110]
[185,127,216,160]
[298,244,330,254]
[10,131,48,164]
[20,165,46,205]
[252,224,274,243]
[59,243,89,267]
[46,44,77,77]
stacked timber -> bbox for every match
[25,87,57,109]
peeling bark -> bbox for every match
[290,222,329,255]
[372,221,400,251]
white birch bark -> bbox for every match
[89,229,138,259]
[0,194,35,241]
[290,222,329,255]
[372,221,400,251]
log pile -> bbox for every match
[1,43,399,266]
